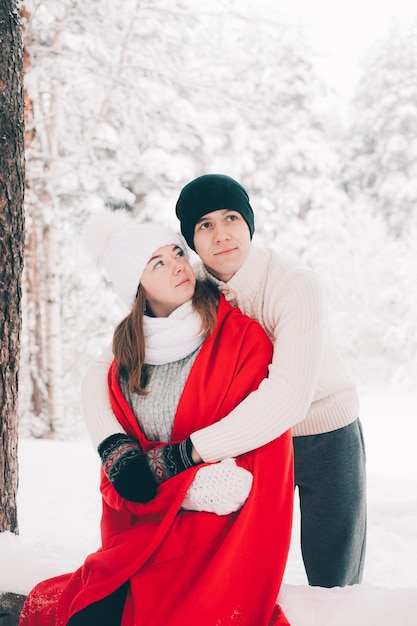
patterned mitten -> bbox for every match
[182,458,253,515]
[145,437,197,483]
[98,433,157,503]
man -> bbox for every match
[82,174,366,588]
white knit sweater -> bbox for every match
[82,245,358,462]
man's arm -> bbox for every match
[190,269,326,461]
[82,343,126,448]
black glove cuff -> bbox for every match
[177,437,196,470]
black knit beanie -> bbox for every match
[175,174,255,251]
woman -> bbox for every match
[19,214,293,626]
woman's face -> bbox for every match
[140,244,196,317]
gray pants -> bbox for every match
[293,418,367,587]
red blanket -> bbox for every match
[20,297,293,625]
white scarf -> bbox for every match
[143,301,206,365]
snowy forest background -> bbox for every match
[19,0,417,440]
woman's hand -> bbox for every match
[99,435,202,503]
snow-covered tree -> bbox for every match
[213,15,343,245]
[343,22,417,236]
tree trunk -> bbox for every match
[25,211,48,422]
[44,222,64,433]
[0,1,25,534]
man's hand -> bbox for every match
[182,459,253,515]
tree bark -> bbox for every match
[0,1,25,534]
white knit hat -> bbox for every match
[82,211,189,309]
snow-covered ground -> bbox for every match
[1,390,416,625]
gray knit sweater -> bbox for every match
[119,348,201,442]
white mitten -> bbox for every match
[182,458,253,516]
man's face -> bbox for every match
[193,209,251,282]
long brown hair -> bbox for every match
[112,279,219,395]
